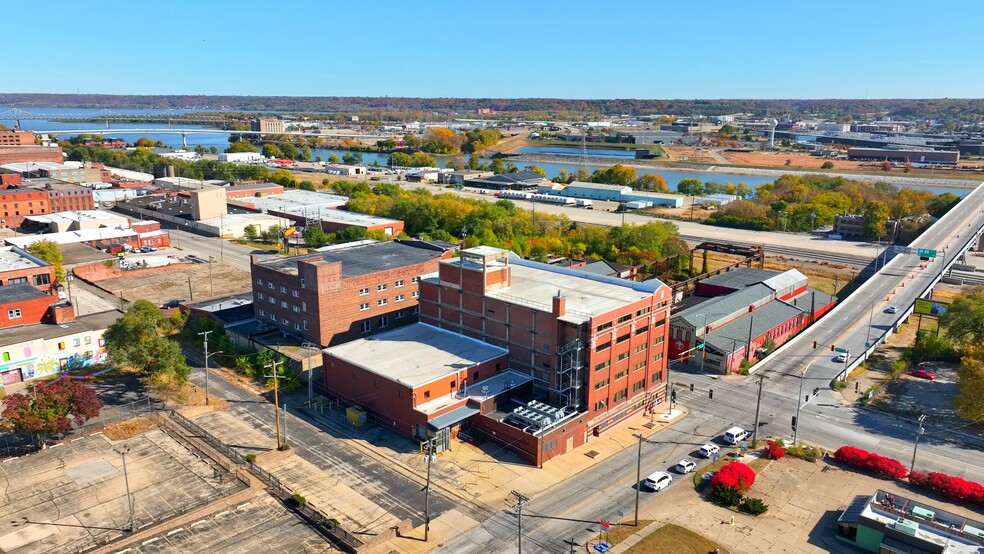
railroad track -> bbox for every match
[678,234,874,266]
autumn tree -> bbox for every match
[226,140,258,153]
[262,143,283,159]
[303,225,331,248]
[862,201,890,240]
[27,239,65,281]
[677,178,703,195]
[954,346,984,421]
[2,378,103,445]
[939,287,984,345]
[104,300,190,385]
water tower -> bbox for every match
[768,119,778,147]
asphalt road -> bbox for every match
[188,367,460,528]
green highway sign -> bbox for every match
[834,347,849,353]
[916,248,937,258]
[865,342,871,348]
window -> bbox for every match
[268,297,275,304]
[280,286,286,293]
[411,276,420,283]
[593,399,607,411]
[594,360,610,371]
[634,344,647,354]
[395,279,405,287]
[7,277,26,285]
[633,380,646,393]
[259,309,265,316]
[57,341,66,350]
[1,352,8,362]
[359,288,369,296]
[542,439,557,454]
[378,316,389,328]
[257,292,265,300]
[412,291,419,299]
[281,301,287,308]
[268,282,274,289]
[360,321,371,333]
[33,274,50,286]
[635,326,648,336]
[616,333,630,344]
[613,388,628,403]
[282,317,288,325]
[294,323,301,330]
[653,353,663,362]
[300,278,305,289]
[596,322,613,332]
[594,379,609,390]
[377,298,388,306]
[636,307,650,316]
[614,370,628,381]
[303,320,307,330]
[7,309,21,319]
[651,370,663,383]
[396,310,406,319]
[293,305,300,313]
[360,303,370,310]
[292,290,299,298]
[656,300,668,309]
[256,278,264,285]
[269,313,276,321]
[423,390,431,399]
[74,338,81,347]
[615,352,629,362]
[618,314,632,324]
[595,341,611,352]
[653,336,664,345]
[633,361,646,371]
[412,306,419,314]
[301,301,306,312]
[377,284,387,292]
[84,336,91,345]
[395,294,405,302]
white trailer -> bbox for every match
[575,199,594,209]
[625,201,652,209]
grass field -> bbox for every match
[624,523,730,554]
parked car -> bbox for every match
[698,444,720,458]
[723,427,749,445]
[834,352,849,363]
[643,471,673,492]
[161,299,183,309]
[886,305,900,314]
[911,368,936,380]
[675,459,697,474]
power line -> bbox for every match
[510,490,530,553]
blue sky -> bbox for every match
[4,0,983,98]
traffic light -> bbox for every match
[830,344,836,352]
[690,383,695,392]
[671,390,677,402]
[812,341,818,349]
[791,416,797,431]
[696,343,704,350]
[813,387,820,396]
[708,389,713,399]
[855,382,860,392]
[805,395,809,402]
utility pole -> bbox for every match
[751,374,765,446]
[208,255,215,297]
[264,360,285,450]
[633,433,645,526]
[910,414,927,475]
[424,438,434,541]
[198,330,211,405]
[510,490,529,553]
[794,361,815,444]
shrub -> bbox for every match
[710,461,757,494]
[739,497,769,515]
[766,439,786,460]
[909,471,984,505]
[713,485,744,507]
[291,493,307,505]
[244,454,256,464]
[834,446,908,479]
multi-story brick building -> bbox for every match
[0,132,36,146]
[250,118,286,134]
[0,246,57,291]
[32,182,95,213]
[0,187,50,228]
[0,146,63,165]
[249,240,454,347]
[413,246,673,463]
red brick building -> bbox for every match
[0,246,73,330]
[414,246,673,464]
[249,240,454,347]
[668,268,836,373]
[0,132,35,146]
[0,146,63,165]
[0,187,50,228]
[0,246,57,291]
[33,182,95,213]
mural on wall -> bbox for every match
[35,355,59,378]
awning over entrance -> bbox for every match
[427,405,480,431]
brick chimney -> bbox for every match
[552,290,566,317]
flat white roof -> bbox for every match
[241,190,349,214]
[104,166,153,181]
[324,323,508,389]
[24,210,127,225]
[319,210,401,227]
[5,227,135,248]
[0,246,47,271]
[0,162,70,173]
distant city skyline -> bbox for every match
[4,0,983,99]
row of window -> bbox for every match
[359,293,415,310]
[359,307,420,333]
[1,335,97,361]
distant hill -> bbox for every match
[1,93,982,121]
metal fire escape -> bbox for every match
[556,337,585,410]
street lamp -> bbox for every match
[208,255,215,297]
[631,433,658,527]
[112,444,135,532]
[910,415,927,475]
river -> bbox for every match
[2,108,973,197]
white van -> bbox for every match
[723,427,749,445]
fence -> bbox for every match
[1,397,162,458]
[166,411,366,553]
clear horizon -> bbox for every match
[3,0,983,99]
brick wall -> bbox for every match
[0,264,55,291]
[0,189,50,228]
[0,146,64,165]
[0,293,58,328]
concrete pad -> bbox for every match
[0,523,59,552]
[65,458,118,485]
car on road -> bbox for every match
[886,305,900,314]
[675,459,697,474]
[698,444,720,458]
[834,352,849,363]
[911,368,936,380]
[643,471,673,492]
[723,427,749,445]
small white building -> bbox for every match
[323,164,366,176]
[697,194,739,207]
[218,152,266,164]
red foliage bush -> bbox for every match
[710,461,757,493]
[909,471,984,505]
[766,439,785,459]
[834,446,908,480]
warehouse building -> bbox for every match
[847,147,959,165]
